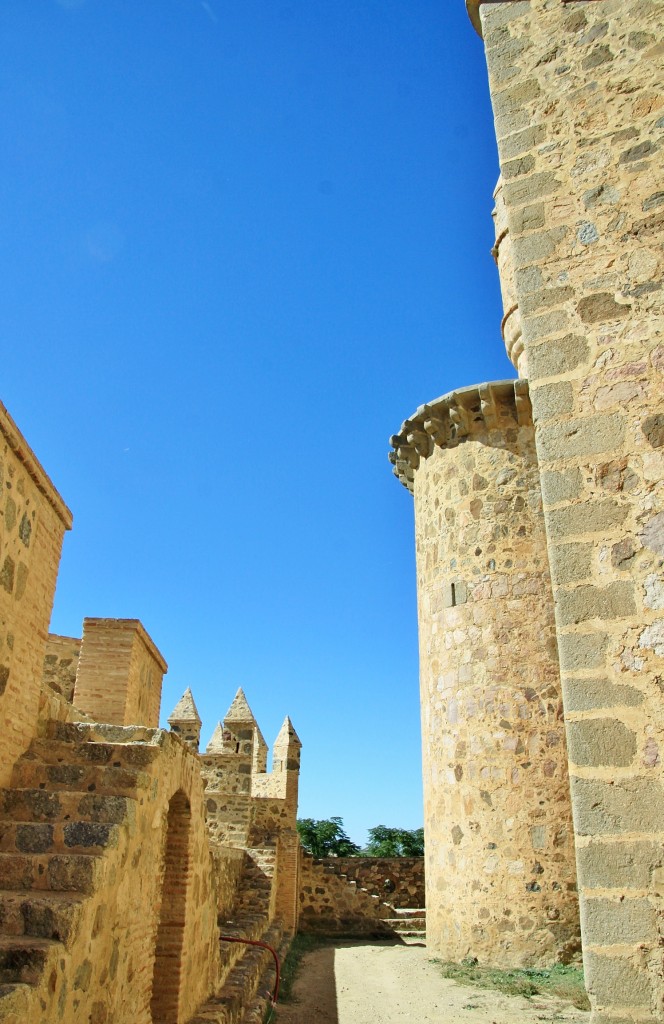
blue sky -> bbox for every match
[2,0,513,845]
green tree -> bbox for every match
[364,825,424,857]
[296,817,361,857]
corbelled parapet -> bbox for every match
[465,0,483,37]
[390,375,579,967]
[389,378,532,491]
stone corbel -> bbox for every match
[423,412,449,448]
[448,394,474,439]
[479,383,500,431]
[407,428,434,459]
[514,378,533,426]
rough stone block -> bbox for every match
[562,678,644,712]
[512,226,567,268]
[577,841,663,890]
[537,413,626,461]
[547,500,628,539]
[530,381,574,421]
[527,334,590,379]
[571,777,664,835]
[585,951,652,1008]
[481,2,531,33]
[556,581,636,626]
[557,632,608,671]
[540,469,583,507]
[577,293,630,325]
[584,896,657,945]
[567,717,637,768]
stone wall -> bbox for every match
[43,635,81,704]
[476,1,664,1019]
[315,856,424,909]
[391,380,580,966]
[0,401,72,790]
[298,853,396,937]
[0,724,224,1024]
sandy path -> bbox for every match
[274,941,588,1024]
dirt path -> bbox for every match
[274,941,588,1024]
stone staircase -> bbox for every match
[188,844,287,1024]
[0,720,161,1020]
[384,906,426,942]
[319,860,426,942]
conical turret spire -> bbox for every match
[274,716,301,749]
[168,687,201,725]
[167,687,203,752]
[223,687,256,724]
[206,721,225,753]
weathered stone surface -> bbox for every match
[584,897,657,946]
[527,334,590,379]
[567,718,637,768]
[563,678,644,712]
[572,778,664,835]
[397,381,579,967]
[577,840,663,890]
[584,951,652,1009]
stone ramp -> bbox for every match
[189,845,286,1024]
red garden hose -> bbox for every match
[219,935,281,1006]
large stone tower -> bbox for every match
[473,2,664,1021]
[393,2,663,1021]
[391,381,580,965]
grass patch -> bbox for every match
[433,959,590,1011]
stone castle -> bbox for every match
[0,411,421,1021]
[0,1,662,1022]
[390,1,663,1021]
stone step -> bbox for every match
[45,721,160,746]
[28,738,161,769]
[0,820,120,856]
[393,907,426,917]
[0,890,85,946]
[0,978,31,1019]
[0,789,133,825]
[0,936,59,986]
[11,760,149,797]
[385,916,426,933]
[0,853,103,895]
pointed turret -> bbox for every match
[223,687,256,724]
[167,687,202,752]
[205,721,225,754]
[272,716,301,773]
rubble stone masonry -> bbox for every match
[475,2,664,1020]
[391,380,580,966]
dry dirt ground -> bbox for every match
[274,941,589,1024]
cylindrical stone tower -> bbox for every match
[390,379,579,967]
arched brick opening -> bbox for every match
[150,790,192,1024]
